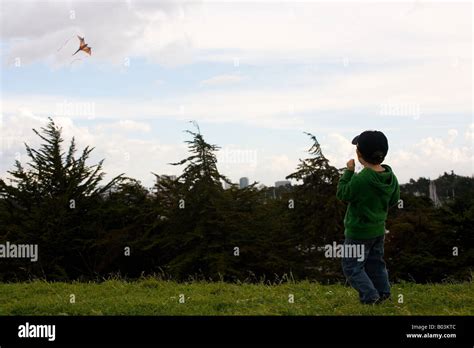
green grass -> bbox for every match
[0,279,472,315]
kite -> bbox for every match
[73,36,92,56]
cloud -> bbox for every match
[200,74,246,87]
[3,56,470,129]
[1,0,193,67]
[0,113,184,188]
[447,129,458,144]
[465,123,474,141]
[96,120,152,133]
[268,154,295,174]
[389,129,473,182]
[190,1,471,65]
[321,133,355,169]
[254,154,298,186]
[1,1,470,68]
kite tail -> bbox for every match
[69,58,82,66]
[57,35,76,52]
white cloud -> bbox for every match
[189,1,471,65]
[268,154,295,173]
[447,129,458,143]
[2,113,472,187]
[3,56,470,129]
[321,133,355,169]
[96,120,152,133]
[465,123,474,141]
[254,153,298,186]
[1,1,470,67]
[1,1,192,67]
[389,129,473,182]
[0,113,184,188]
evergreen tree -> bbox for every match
[0,118,122,280]
[92,178,156,277]
[148,123,238,280]
[286,133,346,281]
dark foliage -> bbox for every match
[0,120,472,283]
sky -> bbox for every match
[0,0,472,188]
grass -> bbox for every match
[0,279,472,316]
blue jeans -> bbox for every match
[342,235,391,304]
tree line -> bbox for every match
[0,119,472,283]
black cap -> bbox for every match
[351,130,388,164]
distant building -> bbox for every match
[429,180,441,207]
[275,180,291,188]
[239,177,249,189]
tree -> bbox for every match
[0,118,122,280]
[148,123,240,280]
[91,178,156,277]
[286,133,346,281]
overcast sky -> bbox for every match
[1,0,472,188]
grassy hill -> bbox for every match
[0,279,471,316]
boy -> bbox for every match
[336,130,400,304]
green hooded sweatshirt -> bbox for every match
[336,164,400,240]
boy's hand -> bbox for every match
[346,159,355,171]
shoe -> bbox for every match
[361,297,381,305]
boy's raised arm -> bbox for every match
[336,169,356,202]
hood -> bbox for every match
[362,164,398,193]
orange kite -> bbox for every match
[73,36,91,56]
